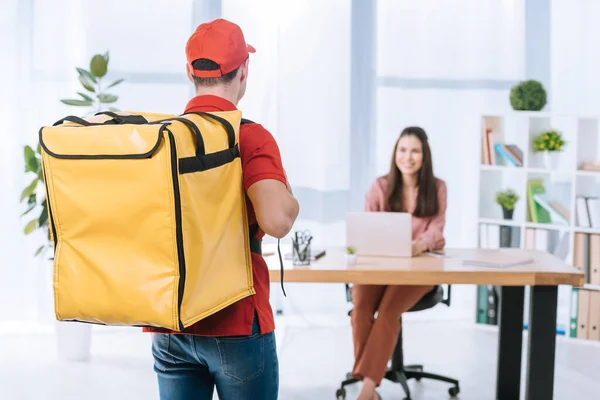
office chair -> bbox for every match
[336,284,460,400]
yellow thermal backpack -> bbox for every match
[39,111,266,331]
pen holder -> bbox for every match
[292,241,311,265]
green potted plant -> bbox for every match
[346,246,357,264]
[496,189,519,220]
[509,80,547,111]
[532,130,566,169]
[21,51,123,256]
[21,51,124,363]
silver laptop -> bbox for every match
[345,212,412,257]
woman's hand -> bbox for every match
[411,240,428,257]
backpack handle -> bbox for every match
[95,112,148,125]
[53,113,148,127]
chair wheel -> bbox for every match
[449,385,460,397]
[336,387,346,399]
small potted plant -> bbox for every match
[496,189,519,220]
[346,246,357,265]
[532,130,566,169]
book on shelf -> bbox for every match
[576,196,600,228]
[494,143,523,167]
[527,179,551,223]
[571,286,600,341]
[533,193,569,225]
[481,132,523,167]
[579,161,600,172]
[573,232,600,285]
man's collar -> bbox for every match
[184,95,237,113]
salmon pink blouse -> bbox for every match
[364,176,447,251]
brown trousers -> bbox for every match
[351,284,435,385]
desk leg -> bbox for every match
[525,285,558,400]
[496,286,524,400]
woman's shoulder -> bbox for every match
[434,177,447,197]
[372,175,389,191]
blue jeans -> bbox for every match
[151,317,279,399]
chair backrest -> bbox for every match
[344,284,452,313]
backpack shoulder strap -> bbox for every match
[241,118,255,125]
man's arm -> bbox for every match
[247,178,299,239]
[240,124,299,239]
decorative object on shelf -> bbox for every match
[509,80,547,111]
[346,246,357,264]
[532,130,566,169]
[496,189,519,220]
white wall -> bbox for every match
[3,0,600,325]
[551,0,600,115]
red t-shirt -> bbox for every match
[143,95,286,336]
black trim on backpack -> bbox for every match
[187,112,236,150]
[249,224,261,255]
[95,112,149,125]
[38,126,164,160]
[165,127,186,331]
[53,113,149,127]
[242,118,286,297]
[167,117,206,157]
[179,145,240,174]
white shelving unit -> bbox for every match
[476,111,600,337]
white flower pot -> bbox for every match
[56,321,92,362]
[346,254,357,265]
[543,151,560,169]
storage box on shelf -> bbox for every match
[476,112,600,341]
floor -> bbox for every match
[0,316,598,400]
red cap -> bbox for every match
[186,18,255,78]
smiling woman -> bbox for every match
[350,126,448,400]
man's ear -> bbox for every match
[186,63,195,83]
[239,58,249,82]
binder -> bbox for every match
[476,285,488,324]
[486,285,498,325]
[590,235,600,285]
[577,290,591,339]
[589,292,600,341]
[570,287,579,338]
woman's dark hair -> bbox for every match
[385,126,439,217]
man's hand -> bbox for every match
[411,240,428,257]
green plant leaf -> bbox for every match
[103,51,110,64]
[28,193,37,205]
[77,92,94,101]
[36,142,41,154]
[24,219,38,234]
[20,179,38,202]
[39,204,48,227]
[79,75,96,92]
[98,94,118,103]
[105,78,124,89]
[76,67,97,83]
[90,54,108,78]
[24,145,38,172]
[21,204,35,216]
[34,245,46,256]
[61,99,94,107]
